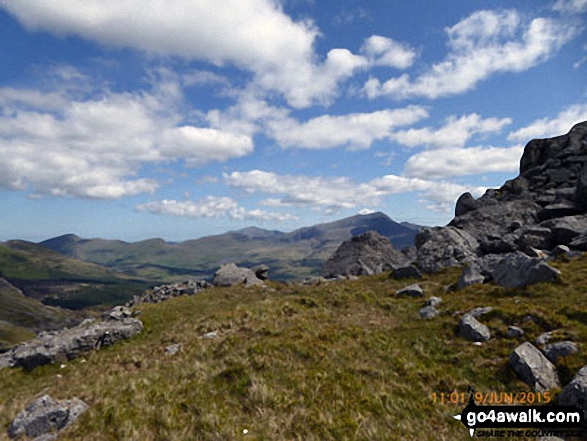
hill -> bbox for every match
[0,241,152,310]
[1,257,586,440]
[39,212,418,282]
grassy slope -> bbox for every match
[2,256,587,440]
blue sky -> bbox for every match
[0,0,586,242]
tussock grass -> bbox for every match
[1,257,587,440]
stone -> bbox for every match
[8,395,88,440]
[396,284,424,298]
[127,279,210,306]
[543,341,579,363]
[401,246,417,263]
[393,265,422,280]
[424,296,442,308]
[301,276,329,286]
[569,232,587,250]
[252,264,269,281]
[490,252,561,288]
[415,226,480,273]
[202,331,218,339]
[517,227,553,251]
[551,244,571,258]
[165,344,182,356]
[454,192,479,216]
[458,314,490,342]
[540,215,587,245]
[468,307,493,318]
[559,365,587,411]
[321,231,409,278]
[2,317,143,370]
[509,342,560,392]
[506,326,524,338]
[536,332,553,346]
[457,266,484,290]
[106,305,132,321]
[212,263,265,287]
[576,163,587,212]
[419,306,438,319]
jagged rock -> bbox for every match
[559,365,587,410]
[415,226,480,273]
[394,265,422,280]
[321,231,408,278]
[490,252,561,288]
[212,263,264,287]
[454,192,480,216]
[396,284,424,298]
[2,317,143,370]
[506,326,524,338]
[8,395,88,439]
[419,306,438,319]
[457,266,484,290]
[541,215,587,245]
[458,314,490,342]
[543,341,579,363]
[252,264,269,281]
[425,296,442,307]
[468,307,493,318]
[509,342,560,392]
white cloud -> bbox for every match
[390,113,512,149]
[361,36,416,69]
[136,197,297,222]
[266,106,429,150]
[403,145,524,179]
[507,104,587,142]
[0,83,253,199]
[365,10,576,100]
[359,208,376,215]
[553,0,587,13]
[225,169,486,214]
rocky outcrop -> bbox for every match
[212,263,265,287]
[0,307,143,370]
[321,231,408,278]
[8,395,88,439]
[127,279,210,306]
[415,122,587,277]
[509,342,560,392]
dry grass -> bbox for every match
[1,256,587,440]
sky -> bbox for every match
[0,0,586,242]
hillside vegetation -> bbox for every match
[2,255,586,440]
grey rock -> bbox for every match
[536,332,554,346]
[559,365,587,411]
[202,331,218,339]
[509,342,560,392]
[457,266,485,290]
[517,227,553,251]
[468,307,493,318]
[425,296,442,307]
[321,231,409,278]
[540,215,587,245]
[454,192,480,216]
[543,341,579,363]
[106,305,132,321]
[401,246,417,263]
[551,244,571,258]
[165,343,182,356]
[458,314,490,342]
[2,317,143,370]
[394,265,422,280]
[415,226,480,273]
[396,283,424,298]
[506,326,524,338]
[212,263,265,287]
[301,276,328,286]
[419,306,438,319]
[127,279,210,306]
[576,163,587,212]
[491,252,561,288]
[8,395,88,439]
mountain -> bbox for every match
[39,212,418,281]
[0,241,151,310]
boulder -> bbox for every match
[458,314,490,342]
[415,226,480,273]
[321,231,408,278]
[490,252,561,288]
[506,326,524,338]
[457,266,484,290]
[559,365,587,409]
[517,227,553,251]
[394,265,422,280]
[425,296,442,308]
[396,284,424,298]
[419,306,438,319]
[509,342,560,392]
[212,263,264,287]
[536,332,554,346]
[2,317,143,370]
[543,341,579,363]
[8,395,88,439]
[454,192,480,216]
[468,307,493,318]
[540,215,587,245]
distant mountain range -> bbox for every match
[39,212,419,282]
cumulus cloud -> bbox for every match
[390,113,512,149]
[361,36,416,69]
[365,10,576,100]
[0,83,253,199]
[266,106,429,150]
[553,0,587,13]
[403,145,524,179]
[136,196,297,222]
[225,170,485,214]
[507,104,587,142]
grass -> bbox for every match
[1,256,587,440]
